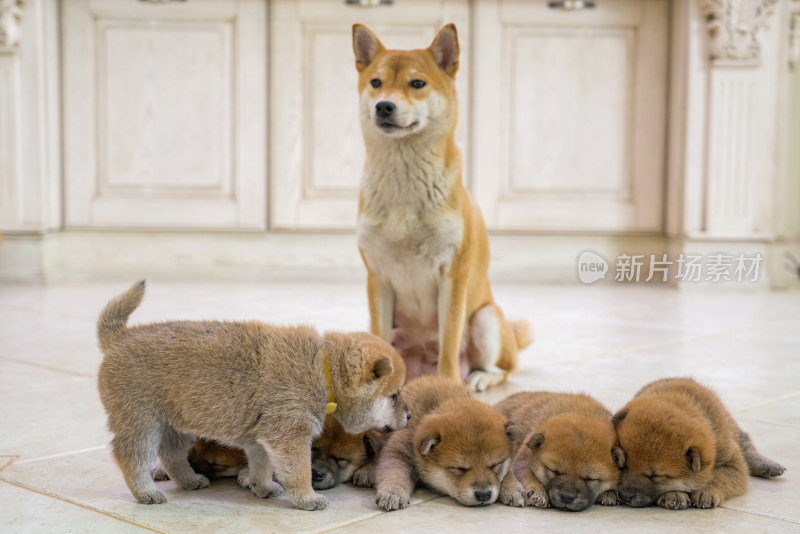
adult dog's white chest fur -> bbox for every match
[357,140,463,329]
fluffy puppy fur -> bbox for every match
[155,415,390,491]
[613,378,786,509]
[97,281,408,511]
[375,376,521,510]
[496,392,623,511]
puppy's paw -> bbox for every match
[251,481,285,499]
[178,473,210,491]
[376,488,412,511]
[596,489,619,506]
[527,488,550,508]
[136,489,168,505]
[691,489,721,509]
[150,465,169,482]
[499,478,526,507]
[466,370,505,393]
[352,466,375,488]
[749,458,786,478]
[657,491,690,510]
[293,492,329,511]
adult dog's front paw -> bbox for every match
[657,491,691,510]
[376,488,411,511]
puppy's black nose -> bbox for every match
[474,490,492,503]
[375,101,396,118]
[560,491,576,504]
[311,469,325,483]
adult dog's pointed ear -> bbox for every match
[428,23,459,76]
[353,24,384,72]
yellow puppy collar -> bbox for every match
[323,348,337,414]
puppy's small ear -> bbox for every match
[419,435,440,456]
[504,423,523,442]
[611,446,626,468]
[687,447,705,473]
[527,433,545,452]
[371,357,393,379]
[353,24,384,72]
[429,23,459,76]
[611,409,628,428]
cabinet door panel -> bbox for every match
[63,0,266,229]
[270,0,470,230]
[473,0,668,232]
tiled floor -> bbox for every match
[1,280,797,533]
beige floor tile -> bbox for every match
[0,448,440,534]
[0,480,148,533]
[324,496,800,534]
[0,377,110,459]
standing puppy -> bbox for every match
[97,281,409,511]
[496,392,623,511]
[613,378,786,509]
[375,376,520,510]
[353,24,532,392]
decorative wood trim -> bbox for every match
[0,0,23,53]
[699,0,779,64]
[790,1,800,71]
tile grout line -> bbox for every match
[0,355,96,378]
[531,321,788,369]
[722,503,800,525]
[12,445,109,465]
[734,391,800,415]
[313,495,447,533]
[0,478,164,533]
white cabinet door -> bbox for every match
[472,0,669,232]
[270,0,470,230]
[62,0,266,229]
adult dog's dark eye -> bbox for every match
[370,79,381,88]
[410,79,426,89]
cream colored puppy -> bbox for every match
[97,281,409,511]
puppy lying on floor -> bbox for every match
[375,376,521,510]
[495,391,623,511]
[613,377,786,509]
[156,416,390,490]
[97,281,408,511]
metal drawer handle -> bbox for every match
[345,0,393,6]
[548,1,596,9]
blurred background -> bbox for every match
[0,0,798,289]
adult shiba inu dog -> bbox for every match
[374,376,521,510]
[97,281,409,511]
[613,378,786,510]
[352,24,532,392]
[496,391,623,511]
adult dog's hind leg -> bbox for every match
[466,304,509,392]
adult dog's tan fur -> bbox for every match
[613,378,785,509]
[353,24,532,391]
[374,376,520,510]
[495,392,623,511]
[97,281,408,511]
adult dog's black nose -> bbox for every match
[311,469,325,483]
[474,490,492,503]
[375,101,396,118]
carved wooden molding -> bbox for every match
[700,0,779,64]
[790,1,800,71]
[0,0,24,52]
